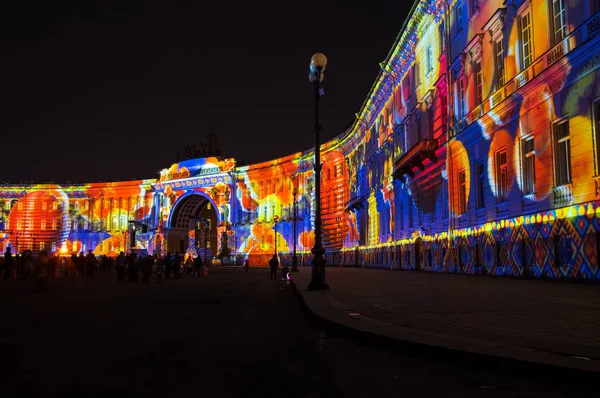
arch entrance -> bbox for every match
[167,193,218,260]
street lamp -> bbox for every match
[31,232,39,253]
[291,187,299,272]
[273,215,279,259]
[307,52,330,290]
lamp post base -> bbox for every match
[291,255,299,272]
[307,250,329,290]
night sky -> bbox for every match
[2,0,410,183]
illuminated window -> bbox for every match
[520,11,533,69]
[473,61,483,106]
[457,77,466,118]
[42,201,47,211]
[458,170,467,214]
[553,119,571,186]
[18,201,23,210]
[552,0,567,45]
[594,100,600,174]
[207,203,211,210]
[426,45,433,73]
[39,242,45,251]
[17,220,22,230]
[494,38,505,89]
[41,219,46,230]
[469,0,479,17]
[52,219,57,230]
[496,149,509,202]
[521,137,536,194]
[52,201,58,210]
[476,162,485,209]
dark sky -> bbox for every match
[2,0,410,183]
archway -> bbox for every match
[167,193,219,260]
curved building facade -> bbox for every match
[2,0,600,280]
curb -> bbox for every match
[290,277,599,388]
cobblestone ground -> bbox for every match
[0,268,595,397]
[292,267,600,359]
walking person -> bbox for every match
[269,255,278,281]
[23,251,33,280]
[156,255,164,283]
[85,250,96,279]
[193,255,203,279]
[115,252,126,282]
[3,247,13,280]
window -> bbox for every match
[42,201,47,211]
[494,38,505,89]
[554,119,571,186]
[53,201,58,210]
[17,220,22,230]
[39,242,45,251]
[469,0,479,17]
[473,61,483,106]
[520,11,533,69]
[414,62,420,88]
[522,137,536,194]
[408,197,414,228]
[41,219,46,231]
[552,0,567,45]
[458,170,467,214]
[426,45,433,73]
[18,202,23,210]
[594,100,600,174]
[496,149,509,201]
[454,2,462,36]
[476,162,485,209]
[52,220,57,230]
[400,201,404,231]
[457,77,466,118]
[590,0,600,15]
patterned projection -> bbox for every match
[2,0,600,281]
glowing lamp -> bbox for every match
[310,53,327,72]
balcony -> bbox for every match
[393,139,438,178]
[345,196,365,212]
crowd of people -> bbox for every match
[0,247,209,292]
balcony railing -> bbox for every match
[393,139,438,178]
[345,196,365,212]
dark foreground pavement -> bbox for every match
[0,268,596,397]
[292,268,600,377]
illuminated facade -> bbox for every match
[1,0,600,280]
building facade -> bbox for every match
[1,0,600,280]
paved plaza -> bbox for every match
[0,267,596,397]
[292,267,600,374]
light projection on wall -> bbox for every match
[1,0,600,280]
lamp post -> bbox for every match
[273,215,279,259]
[31,232,39,253]
[291,187,299,272]
[307,53,330,290]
